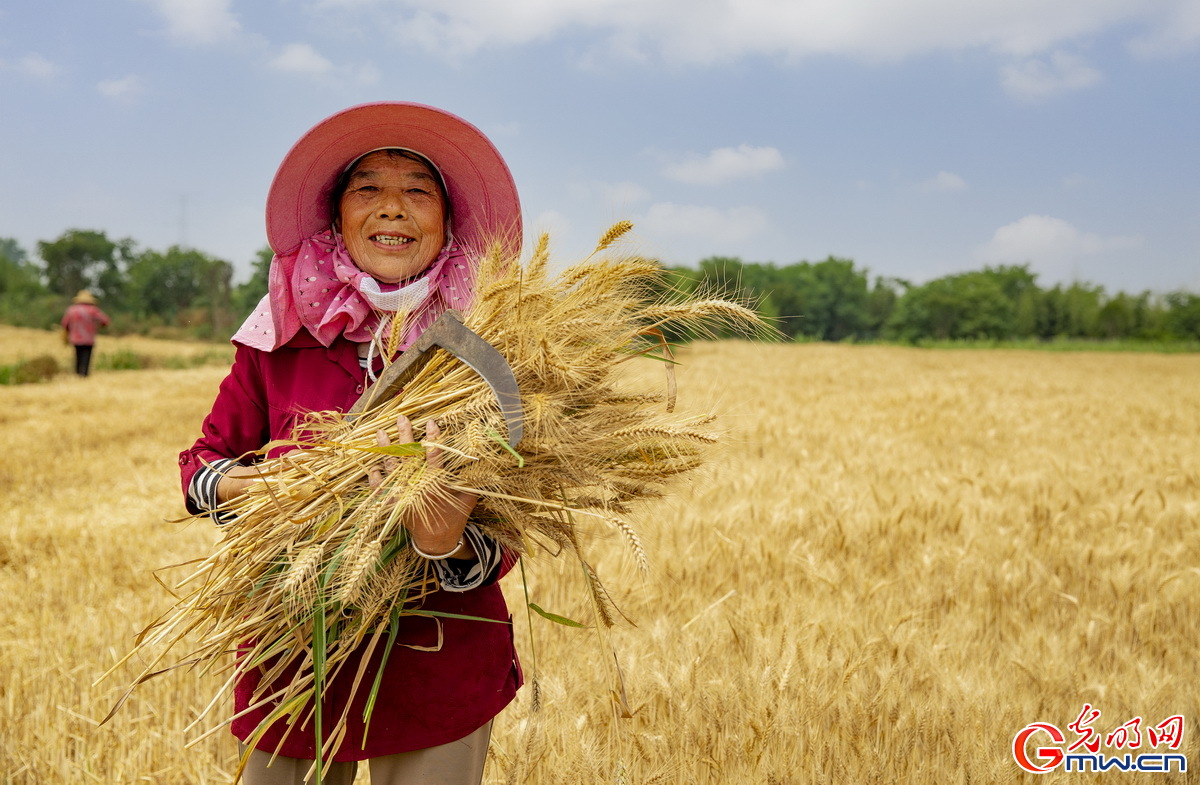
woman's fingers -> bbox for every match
[396,414,415,444]
[369,415,413,487]
[372,427,396,480]
[367,430,386,488]
[425,419,442,469]
[365,415,478,556]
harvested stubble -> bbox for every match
[103,225,763,763]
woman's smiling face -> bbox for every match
[337,151,447,283]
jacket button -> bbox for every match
[356,384,364,394]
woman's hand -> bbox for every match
[371,415,478,560]
[215,464,271,504]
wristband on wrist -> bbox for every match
[412,537,464,560]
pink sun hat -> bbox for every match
[265,101,522,257]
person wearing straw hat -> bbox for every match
[178,103,524,784]
[60,289,111,377]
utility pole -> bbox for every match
[179,194,189,249]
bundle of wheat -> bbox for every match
[103,223,764,766]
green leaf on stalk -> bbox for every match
[624,347,682,365]
[363,606,402,739]
[312,595,327,783]
[405,609,512,624]
[353,442,426,458]
[527,602,586,628]
[486,426,525,468]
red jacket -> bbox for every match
[178,329,521,760]
[61,302,110,346]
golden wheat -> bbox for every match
[2,326,1199,783]
[96,231,764,762]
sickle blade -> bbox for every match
[349,310,524,447]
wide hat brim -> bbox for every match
[266,102,522,257]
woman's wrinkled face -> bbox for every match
[337,151,447,283]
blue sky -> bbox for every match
[2,0,1197,294]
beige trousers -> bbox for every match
[238,720,492,785]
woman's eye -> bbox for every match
[355,185,379,194]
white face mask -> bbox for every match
[356,275,431,315]
[358,275,433,384]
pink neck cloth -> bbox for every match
[232,229,475,352]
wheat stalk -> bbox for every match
[593,220,634,254]
[335,538,382,607]
[106,222,764,761]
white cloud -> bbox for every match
[1128,0,1200,56]
[663,145,785,185]
[530,210,571,240]
[97,75,145,101]
[311,0,1200,64]
[143,0,240,45]
[640,203,768,243]
[917,171,968,193]
[270,43,333,76]
[17,54,59,79]
[267,43,380,84]
[570,180,653,206]
[974,214,1142,278]
[602,181,652,205]
[1001,51,1102,99]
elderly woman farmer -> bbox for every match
[178,103,523,785]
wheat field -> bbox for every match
[0,324,235,368]
[2,325,1198,784]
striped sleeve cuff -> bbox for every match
[186,457,240,525]
[431,523,504,592]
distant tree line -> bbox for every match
[2,229,1198,344]
[0,230,270,339]
[661,256,1200,344]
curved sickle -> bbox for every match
[349,310,524,447]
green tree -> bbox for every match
[886,271,1015,341]
[127,245,235,335]
[1015,289,1039,337]
[0,238,26,266]
[693,256,873,341]
[1163,291,1200,340]
[0,238,42,298]
[37,229,131,298]
[980,265,1040,338]
[1097,293,1135,339]
[1061,282,1104,337]
[0,237,55,326]
[93,237,138,313]
[799,257,870,341]
[0,238,56,326]
[1130,291,1169,339]
[1034,285,1065,338]
[233,246,274,318]
[982,264,1039,303]
[866,277,905,339]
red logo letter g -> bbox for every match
[1013,723,1066,773]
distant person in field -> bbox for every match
[179,102,524,785]
[60,290,110,377]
